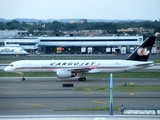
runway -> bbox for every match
[0,77,160,115]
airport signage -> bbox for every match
[0,48,14,53]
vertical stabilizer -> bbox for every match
[126,36,156,61]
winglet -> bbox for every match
[126,36,156,61]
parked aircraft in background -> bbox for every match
[4,36,156,81]
[0,47,29,56]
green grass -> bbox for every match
[0,60,16,64]
[0,72,56,77]
[73,85,160,92]
[154,59,160,63]
[0,72,160,78]
[85,72,160,78]
[0,58,160,64]
[56,106,120,111]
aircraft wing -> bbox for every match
[69,64,100,73]
[134,62,154,67]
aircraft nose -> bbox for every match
[4,67,8,71]
[4,66,10,72]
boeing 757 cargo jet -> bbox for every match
[4,36,156,81]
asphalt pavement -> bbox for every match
[0,77,160,115]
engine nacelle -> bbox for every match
[57,70,76,78]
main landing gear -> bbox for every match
[78,77,86,81]
[78,73,86,81]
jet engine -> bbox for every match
[56,70,76,78]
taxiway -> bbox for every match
[0,77,160,115]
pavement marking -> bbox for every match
[26,103,46,107]
[16,80,21,82]
[33,84,46,86]
[0,104,10,108]
[130,82,134,85]
[41,92,55,94]
[13,80,21,82]
[91,100,107,104]
[79,82,89,86]
[3,92,22,94]
[0,86,10,89]
[85,92,94,94]
[129,92,134,96]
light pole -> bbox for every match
[109,73,114,115]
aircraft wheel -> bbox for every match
[22,78,25,81]
[82,77,86,81]
[78,77,86,81]
[78,78,82,81]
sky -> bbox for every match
[0,0,160,20]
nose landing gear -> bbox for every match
[21,73,25,81]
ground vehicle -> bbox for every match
[151,47,157,54]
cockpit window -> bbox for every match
[9,64,14,67]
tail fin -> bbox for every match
[126,36,156,61]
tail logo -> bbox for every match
[137,47,150,56]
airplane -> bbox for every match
[4,36,156,81]
[0,47,29,56]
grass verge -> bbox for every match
[73,85,160,92]
[0,72,160,78]
[85,72,160,78]
[0,59,160,64]
[55,106,120,111]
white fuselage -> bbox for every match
[4,59,154,74]
[0,47,28,55]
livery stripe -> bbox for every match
[14,66,129,71]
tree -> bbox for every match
[156,35,160,47]
[6,20,20,30]
[21,21,29,30]
[50,21,64,31]
[27,28,34,36]
[0,22,5,30]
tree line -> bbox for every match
[0,20,160,33]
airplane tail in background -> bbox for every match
[126,36,156,61]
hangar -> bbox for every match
[0,35,143,54]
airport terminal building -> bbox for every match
[0,35,143,54]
